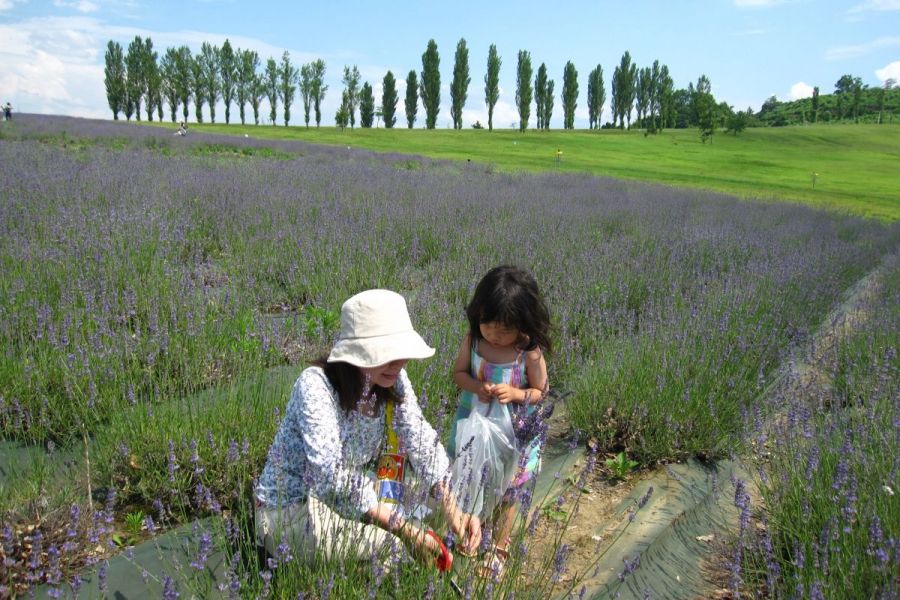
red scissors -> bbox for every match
[425,530,453,572]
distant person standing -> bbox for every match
[3,102,11,121]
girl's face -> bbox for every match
[362,359,408,388]
[479,321,521,348]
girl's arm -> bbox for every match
[452,333,493,401]
[492,347,548,405]
[523,347,549,403]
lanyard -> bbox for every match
[376,398,405,504]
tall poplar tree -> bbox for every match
[450,38,470,129]
[635,66,650,126]
[545,80,555,128]
[279,51,298,127]
[691,74,712,126]
[587,64,605,129]
[382,70,398,128]
[335,90,350,131]
[219,39,237,125]
[484,44,501,131]
[562,61,578,129]
[143,38,160,121]
[199,42,221,123]
[359,82,375,127]
[811,86,820,123]
[342,65,361,129]
[104,41,126,120]
[237,49,260,125]
[299,64,313,127]
[264,57,279,125]
[171,46,192,123]
[647,60,661,132]
[515,50,533,132]
[249,72,263,125]
[534,63,548,130]
[191,52,206,123]
[420,39,441,129]
[125,36,146,121]
[405,70,418,128]
[160,47,180,122]
[310,59,327,127]
[612,51,636,129]
[658,65,673,130]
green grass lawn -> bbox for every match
[190,122,899,220]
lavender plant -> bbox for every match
[740,255,899,598]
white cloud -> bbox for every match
[53,0,100,13]
[0,0,24,11]
[0,14,350,122]
[788,81,814,100]
[849,0,900,13]
[734,0,782,7]
[825,36,900,60]
[0,17,109,118]
[876,61,900,82]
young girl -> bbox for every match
[450,265,551,576]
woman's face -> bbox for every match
[362,359,408,388]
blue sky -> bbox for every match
[1,0,898,128]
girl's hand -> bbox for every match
[477,382,494,403]
[491,383,518,404]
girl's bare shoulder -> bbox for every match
[525,346,544,361]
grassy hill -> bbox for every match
[189,122,898,220]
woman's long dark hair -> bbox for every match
[466,265,552,353]
[312,356,399,413]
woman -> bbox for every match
[256,289,481,566]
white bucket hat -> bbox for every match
[327,289,435,368]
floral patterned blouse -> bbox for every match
[255,367,450,520]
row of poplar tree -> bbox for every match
[104,36,720,132]
[103,37,324,126]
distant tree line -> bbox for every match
[754,77,898,126]
[105,37,327,127]
[105,37,895,136]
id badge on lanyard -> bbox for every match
[376,399,405,504]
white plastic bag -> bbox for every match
[451,400,521,518]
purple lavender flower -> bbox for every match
[226,439,239,464]
[189,439,204,475]
[97,560,108,594]
[551,543,571,582]
[638,486,654,509]
[162,575,180,600]
[167,440,180,483]
[190,531,212,570]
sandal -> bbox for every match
[475,545,509,579]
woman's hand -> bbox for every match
[400,523,444,562]
[450,511,482,555]
[460,514,482,555]
[432,481,482,554]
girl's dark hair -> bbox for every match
[466,265,552,353]
[312,357,399,413]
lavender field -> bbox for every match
[1,114,897,598]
